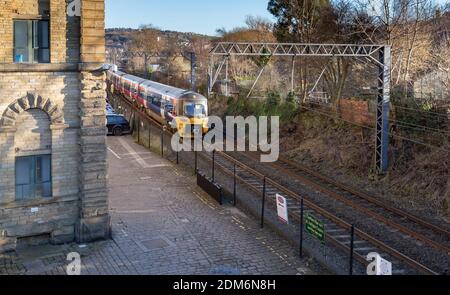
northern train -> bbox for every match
[106,65,209,138]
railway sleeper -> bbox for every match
[326,228,349,234]
[354,247,378,252]
[204,148,442,274]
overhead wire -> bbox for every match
[304,100,450,135]
[298,104,450,152]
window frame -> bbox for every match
[13,19,50,64]
[15,154,52,201]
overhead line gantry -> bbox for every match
[208,42,392,174]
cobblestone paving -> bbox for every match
[0,136,323,275]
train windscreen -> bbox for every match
[184,103,206,118]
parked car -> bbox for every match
[106,103,115,113]
[106,114,131,136]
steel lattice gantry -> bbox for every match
[208,42,391,173]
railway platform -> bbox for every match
[0,135,324,275]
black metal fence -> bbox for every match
[108,93,425,275]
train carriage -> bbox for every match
[107,65,208,138]
[107,68,126,94]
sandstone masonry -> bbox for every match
[0,0,110,252]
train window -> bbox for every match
[184,103,206,118]
[164,104,174,114]
[152,97,161,107]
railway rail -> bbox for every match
[200,151,440,275]
[108,91,449,275]
[232,151,450,255]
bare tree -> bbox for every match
[129,24,164,54]
[402,0,435,94]
[353,0,437,93]
[245,15,274,32]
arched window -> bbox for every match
[14,109,52,200]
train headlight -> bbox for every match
[203,118,209,128]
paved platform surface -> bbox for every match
[0,136,321,275]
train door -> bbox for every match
[125,81,132,99]
[163,99,176,126]
[138,85,145,108]
[160,97,166,119]
[130,81,137,101]
[148,93,161,118]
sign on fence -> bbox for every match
[276,194,289,224]
[305,214,325,243]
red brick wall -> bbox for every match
[339,99,373,126]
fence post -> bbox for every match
[137,116,140,144]
[349,225,355,275]
[194,151,198,174]
[212,150,215,182]
[300,198,304,258]
[131,113,134,134]
[160,128,164,157]
[261,177,266,229]
[233,163,237,206]
[148,123,151,148]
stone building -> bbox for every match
[0,0,110,252]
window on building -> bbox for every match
[15,155,52,200]
[13,20,50,63]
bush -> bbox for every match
[223,91,298,123]
[265,91,281,114]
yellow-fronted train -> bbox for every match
[107,65,209,138]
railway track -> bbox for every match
[273,155,450,239]
[233,151,450,254]
[200,150,440,275]
[109,91,449,275]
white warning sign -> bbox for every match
[276,194,289,225]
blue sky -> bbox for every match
[105,0,449,35]
[105,0,274,35]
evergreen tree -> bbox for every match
[267,0,332,42]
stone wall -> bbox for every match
[0,0,109,252]
[0,0,13,63]
[75,0,110,243]
[11,0,50,16]
[0,0,78,63]
[14,109,52,152]
[49,0,67,63]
